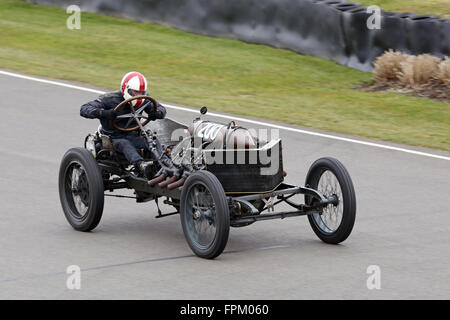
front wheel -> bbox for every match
[58,147,104,232]
[180,170,230,259]
[305,157,356,244]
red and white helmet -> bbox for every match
[120,71,148,107]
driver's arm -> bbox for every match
[80,96,116,120]
[145,101,166,120]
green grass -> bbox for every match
[0,0,449,151]
[359,0,450,17]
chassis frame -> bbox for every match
[98,156,339,227]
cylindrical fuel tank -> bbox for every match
[188,120,257,148]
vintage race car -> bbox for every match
[58,95,356,259]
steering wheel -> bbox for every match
[112,95,158,132]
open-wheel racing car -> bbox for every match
[58,95,356,259]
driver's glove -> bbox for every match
[98,109,117,120]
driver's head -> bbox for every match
[120,71,148,107]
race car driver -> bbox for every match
[80,71,166,176]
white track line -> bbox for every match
[1,70,449,161]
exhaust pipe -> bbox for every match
[159,176,177,188]
[148,174,166,186]
[168,178,185,190]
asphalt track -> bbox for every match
[0,71,449,299]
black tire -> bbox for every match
[58,147,104,232]
[305,157,356,244]
[180,170,230,259]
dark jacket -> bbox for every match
[80,90,166,134]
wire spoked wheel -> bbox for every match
[180,171,230,259]
[315,170,344,233]
[187,183,217,246]
[305,157,356,244]
[66,162,90,217]
[59,148,104,232]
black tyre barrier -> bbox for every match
[341,7,375,71]
[267,0,347,63]
[372,12,408,57]
[27,0,450,71]
[440,19,450,57]
[405,15,441,55]
[331,2,362,12]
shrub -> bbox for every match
[437,57,450,86]
[373,50,409,83]
[397,54,441,88]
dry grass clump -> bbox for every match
[437,57,450,86]
[367,51,449,103]
[374,51,450,89]
[373,50,410,83]
[397,54,441,88]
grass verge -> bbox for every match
[359,0,450,18]
[0,0,448,151]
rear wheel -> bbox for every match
[59,147,104,231]
[305,157,356,244]
[180,170,230,259]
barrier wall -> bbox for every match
[27,0,450,71]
